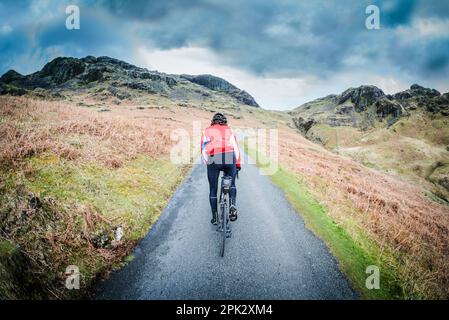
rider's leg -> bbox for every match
[223,152,237,205]
[207,162,220,225]
[229,168,237,206]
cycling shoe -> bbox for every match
[229,205,238,222]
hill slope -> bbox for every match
[0,56,259,108]
[290,84,449,204]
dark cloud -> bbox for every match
[125,0,366,76]
[374,0,418,27]
[0,0,448,86]
[37,12,129,54]
[0,29,29,73]
[416,0,449,18]
[96,0,449,79]
[98,0,207,21]
[0,1,133,74]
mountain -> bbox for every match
[0,56,259,107]
[290,84,449,205]
[291,84,449,133]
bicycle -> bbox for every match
[217,174,233,257]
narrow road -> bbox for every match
[96,159,357,300]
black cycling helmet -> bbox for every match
[211,112,227,125]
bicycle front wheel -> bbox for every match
[220,195,228,257]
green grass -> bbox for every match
[245,144,403,299]
[0,241,16,257]
[0,153,189,298]
[308,124,362,149]
[25,154,187,241]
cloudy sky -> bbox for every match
[1,0,448,109]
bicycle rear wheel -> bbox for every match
[220,194,228,257]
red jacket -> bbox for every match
[201,124,241,168]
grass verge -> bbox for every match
[0,153,189,299]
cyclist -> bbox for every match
[201,113,241,225]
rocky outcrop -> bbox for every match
[40,57,86,84]
[292,84,448,133]
[292,117,316,134]
[83,66,105,83]
[375,97,403,118]
[230,90,260,107]
[338,85,385,112]
[181,74,259,107]
[394,84,440,100]
[434,93,449,116]
[181,74,236,91]
[393,84,449,115]
[0,56,259,107]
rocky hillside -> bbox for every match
[180,74,259,107]
[0,56,259,108]
[290,84,449,206]
[291,84,449,133]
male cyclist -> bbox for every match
[201,113,241,225]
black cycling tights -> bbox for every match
[207,152,237,214]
